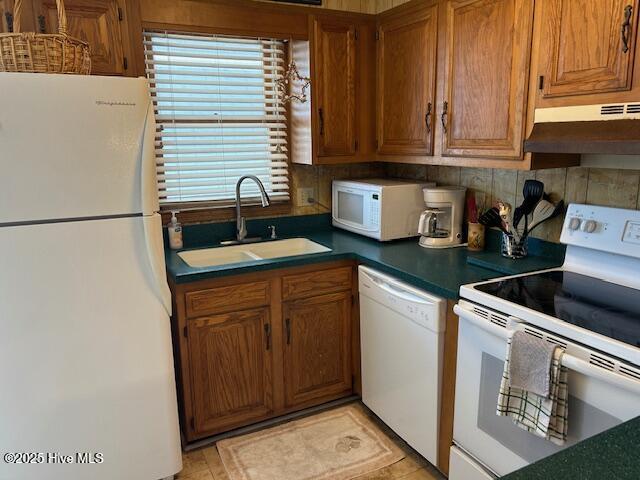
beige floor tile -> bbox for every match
[202,446,228,479]
[387,456,421,477]
[398,468,439,480]
[177,470,215,480]
[177,450,210,478]
[407,452,432,469]
[354,465,396,480]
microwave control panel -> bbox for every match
[370,193,380,226]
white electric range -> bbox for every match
[450,204,640,480]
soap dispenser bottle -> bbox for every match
[168,210,183,250]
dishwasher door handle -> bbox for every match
[360,269,434,305]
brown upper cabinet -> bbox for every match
[376,0,579,169]
[537,0,639,100]
[31,0,132,76]
[300,13,375,165]
[439,0,534,159]
[1,0,13,32]
[376,2,438,155]
[1,0,38,33]
[313,17,358,157]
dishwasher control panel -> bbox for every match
[404,301,434,327]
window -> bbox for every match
[144,31,289,207]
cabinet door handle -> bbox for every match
[441,101,448,134]
[622,5,633,53]
[285,318,291,345]
[425,102,432,133]
[264,323,271,351]
[5,12,13,33]
[38,15,46,34]
[318,108,324,136]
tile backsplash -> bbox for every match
[384,164,640,243]
[294,162,640,243]
[290,162,385,215]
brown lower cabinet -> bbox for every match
[283,291,352,408]
[170,261,358,442]
[187,307,274,435]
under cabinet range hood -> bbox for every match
[524,103,640,154]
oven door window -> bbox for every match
[338,191,365,225]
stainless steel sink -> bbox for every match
[178,238,331,268]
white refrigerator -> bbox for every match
[0,73,182,480]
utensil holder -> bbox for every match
[501,233,528,259]
[467,222,485,251]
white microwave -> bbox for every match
[332,179,434,241]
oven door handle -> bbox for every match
[561,355,640,396]
[454,304,640,396]
[454,304,507,338]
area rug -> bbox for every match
[216,405,405,480]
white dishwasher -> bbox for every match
[359,265,446,466]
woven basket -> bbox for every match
[0,0,91,74]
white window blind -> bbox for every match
[143,31,290,206]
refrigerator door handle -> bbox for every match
[141,95,161,216]
[143,216,173,316]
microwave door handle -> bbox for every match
[331,215,380,232]
[454,304,640,396]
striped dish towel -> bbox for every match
[497,333,569,445]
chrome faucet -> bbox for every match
[235,175,270,242]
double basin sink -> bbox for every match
[178,238,331,268]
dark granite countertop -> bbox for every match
[165,214,565,299]
[501,416,640,479]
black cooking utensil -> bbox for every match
[513,180,545,230]
[479,207,510,235]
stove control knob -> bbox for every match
[568,217,582,231]
[581,220,598,233]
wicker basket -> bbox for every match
[0,0,91,74]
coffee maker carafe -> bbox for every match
[418,186,466,248]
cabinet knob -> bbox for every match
[38,15,46,34]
